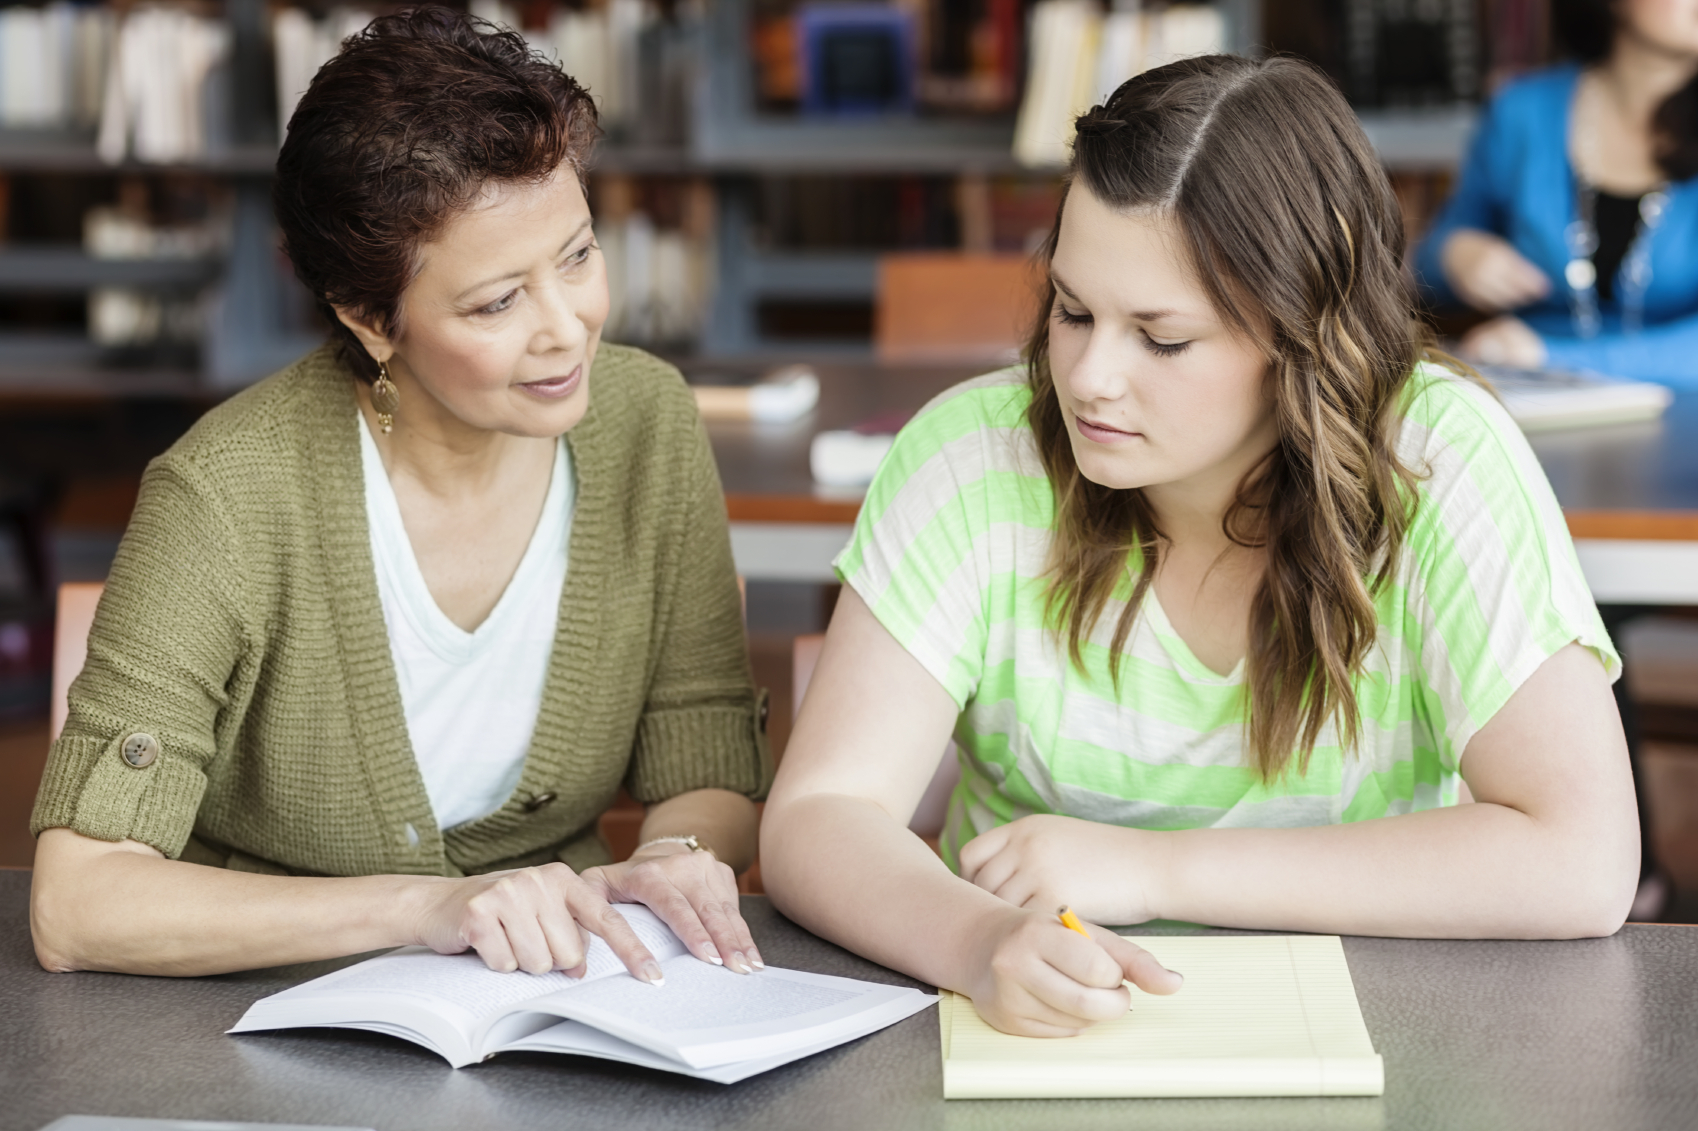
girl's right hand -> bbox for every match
[962,907,1184,1037]
[408,862,664,983]
[1441,230,1552,312]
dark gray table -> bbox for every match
[2,871,1696,1131]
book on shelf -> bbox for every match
[95,6,233,165]
[1473,363,1675,432]
[1343,0,1479,107]
[462,0,690,144]
[0,2,110,132]
[940,934,1384,1099]
[750,0,1025,116]
[798,3,919,117]
[1484,0,1551,91]
[1014,0,1225,167]
[273,8,375,143]
[921,0,1024,113]
[230,903,935,1082]
[595,176,715,348]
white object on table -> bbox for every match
[810,430,896,488]
[694,366,820,423]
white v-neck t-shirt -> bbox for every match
[358,412,574,830]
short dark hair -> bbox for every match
[1552,0,1698,180]
[273,6,601,381]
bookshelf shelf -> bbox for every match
[0,132,280,176]
[0,0,1493,373]
[0,331,199,397]
[0,248,220,293]
[740,250,881,301]
[695,127,1021,175]
[1357,106,1478,170]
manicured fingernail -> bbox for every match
[730,951,752,974]
[641,961,666,987]
[748,950,766,969]
[702,943,723,965]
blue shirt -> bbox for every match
[1413,65,1698,387]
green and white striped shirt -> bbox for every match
[835,365,1619,869]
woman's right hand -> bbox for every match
[409,862,664,983]
[1441,230,1552,312]
[961,906,1183,1037]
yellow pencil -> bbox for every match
[1057,905,1090,938]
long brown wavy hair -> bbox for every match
[1029,54,1431,781]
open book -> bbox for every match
[941,935,1383,1099]
[230,905,934,1083]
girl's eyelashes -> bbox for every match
[1142,332,1190,357]
[1054,302,1092,326]
[478,290,518,315]
[1053,299,1190,355]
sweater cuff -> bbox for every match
[30,733,207,858]
[626,689,773,804]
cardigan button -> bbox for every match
[119,733,159,769]
[523,792,557,812]
[758,697,770,735]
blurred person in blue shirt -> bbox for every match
[1413,0,1698,385]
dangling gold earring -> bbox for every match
[371,360,400,435]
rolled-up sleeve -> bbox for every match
[31,461,248,858]
[622,406,771,804]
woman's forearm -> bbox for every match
[1149,801,1637,939]
[638,788,759,872]
[32,829,441,976]
[761,792,1013,992]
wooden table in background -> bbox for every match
[703,365,1698,605]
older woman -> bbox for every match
[30,8,768,983]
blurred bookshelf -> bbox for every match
[0,0,1544,376]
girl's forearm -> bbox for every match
[761,793,1011,992]
[1148,801,1636,939]
[32,834,440,976]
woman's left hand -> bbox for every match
[580,845,763,974]
[1460,315,1548,369]
[957,814,1163,927]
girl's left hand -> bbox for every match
[957,814,1163,927]
[580,845,764,974]
[1460,315,1548,369]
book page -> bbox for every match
[943,935,1383,1098]
[518,959,933,1069]
[508,991,935,1084]
[229,903,691,1061]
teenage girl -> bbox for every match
[761,55,1639,1037]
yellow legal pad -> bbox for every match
[940,935,1384,1099]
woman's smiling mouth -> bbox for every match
[518,365,582,400]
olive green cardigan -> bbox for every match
[31,343,770,877]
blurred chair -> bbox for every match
[0,476,55,600]
[792,632,958,842]
[874,252,1043,366]
[51,582,104,742]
